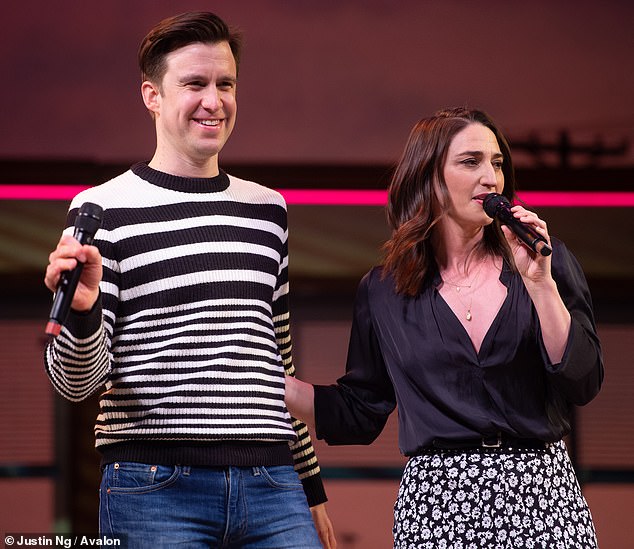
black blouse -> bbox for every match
[313,238,604,456]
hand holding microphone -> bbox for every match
[483,193,552,257]
[45,202,104,336]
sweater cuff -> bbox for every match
[64,294,103,338]
[301,472,328,507]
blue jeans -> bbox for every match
[99,462,322,548]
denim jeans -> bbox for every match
[99,462,322,548]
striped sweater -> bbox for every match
[44,162,325,505]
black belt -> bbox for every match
[429,432,548,451]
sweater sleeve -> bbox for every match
[273,228,327,507]
[540,238,604,405]
[274,298,327,506]
[44,297,111,401]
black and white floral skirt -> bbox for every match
[393,441,597,548]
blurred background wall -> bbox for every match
[1,1,633,547]
[2,0,633,165]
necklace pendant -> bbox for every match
[466,310,472,321]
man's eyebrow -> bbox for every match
[178,73,237,83]
[178,73,205,82]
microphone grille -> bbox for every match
[74,202,104,233]
[482,192,509,218]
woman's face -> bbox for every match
[441,122,505,230]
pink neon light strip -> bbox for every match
[0,185,632,207]
[280,190,634,207]
[0,185,92,201]
[280,189,387,205]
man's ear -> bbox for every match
[141,80,161,116]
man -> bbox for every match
[44,11,335,548]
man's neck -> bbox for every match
[148,154,220,179]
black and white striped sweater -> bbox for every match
[44,162,325,505]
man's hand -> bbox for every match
[310,503,336,548]
[45,234,102,312]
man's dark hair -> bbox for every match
[138,11,243,84]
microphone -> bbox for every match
[482,193,552,257]
[45,202,104,337]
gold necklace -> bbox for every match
[455,286,474,321]
[442,262,484,322]
[442,279,471,293]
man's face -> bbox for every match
[143,41,237,175]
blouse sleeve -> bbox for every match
[314,270,397,445]
[541,238,604,405]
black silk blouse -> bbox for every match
[313,238,604,455]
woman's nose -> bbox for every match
[480,164,498,187]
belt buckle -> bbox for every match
[481,433,502,448]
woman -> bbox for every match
[286,107,603,548]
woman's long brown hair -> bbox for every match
[382,107,517,296]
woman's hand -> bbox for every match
[502,205,552,285]
[284,375,316,430]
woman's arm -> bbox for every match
[502,206,570,363]
[523,276,571,364]
[502,206,603,404]
[285,375,316,430]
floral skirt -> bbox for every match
[393,441,597,548]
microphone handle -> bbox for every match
[47,262,86,326]
[506,217,552,257]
